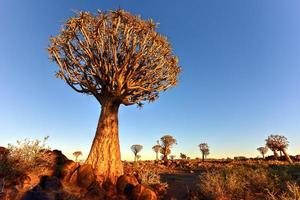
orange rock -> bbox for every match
[116,174,139,195]
[131,184,157,200]
[77,164,95,188]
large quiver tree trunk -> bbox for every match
[282,149,293,164]
[85,101,123,183]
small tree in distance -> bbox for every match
[160,135,177,162]
[266,134,293,164]
[152,140,162,161]
[170,155,176,160]
[48,9,181,183]
[256,146,268,159]
[180,153,187,160]
[199,143,210,161]
[73,151,82,162]
[131,144,143,162]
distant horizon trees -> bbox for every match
[48,9,181,183]
[266,134,293,164]
[199,143,210,161]
[131,144,143,162]
[256,146,268,159]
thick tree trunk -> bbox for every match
[262,153,265,159]
[155,152,158,160]
[202,152,205,161]
[85,101,123,184]
[282,149,293,164]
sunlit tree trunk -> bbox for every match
[202,152,205,161]
[86,101,123,183]
[282,149,293,164]
[273,150,279,159]
[155,152,159,160]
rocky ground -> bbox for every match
[1,148,300,200]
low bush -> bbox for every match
[195,164,300,200]
[0,136,51,179]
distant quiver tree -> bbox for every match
[152,140,161,160]
[256,146,268,159]
[160,135,177,162]
[198,143,209,161]
[48,9,181,183]
[73,151,82,162]
[131,144,143,162]
[266,134,293,164]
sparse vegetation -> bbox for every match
[3,136,51,177]
[195,165,300,200]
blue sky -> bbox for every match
[1,0,300,160]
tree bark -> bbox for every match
[273,150,279,159]
[155,152,158,160]
[282,149,293,164]
[202,152,205,161]
[85,101,123,184]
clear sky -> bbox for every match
[1,0,300,161]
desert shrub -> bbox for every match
[267,182,300,200]
[195,165,299,200]
[1,136,51,179]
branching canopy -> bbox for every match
[257,146,268,155]
[199,143,209,155]
[131,144,143,156]
[48,9,181,106]
[266,134,289,151]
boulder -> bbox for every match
[84,182,105,200]
[39,176,62,191]
[61,161,80,182]
[131,184,157,200]
[103,180,117,198]
[77,164,95,188]
[117,174,139,194]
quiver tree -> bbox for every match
[180,153,187,160]
[131,144,143,162]
[256,146,268,159]
[73,151,82,162]
[159,135,177,162]
[266,134,293,164]
[152,140,161,160]
[170,155,176,160]
[48,10,181,183]
[198,143,209,161]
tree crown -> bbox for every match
[266,134,289,151]
[131,144,143,155]
[257,146,268,155]
[198,143,209,152]
[48,9,181,106]
[160,135,177,148]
